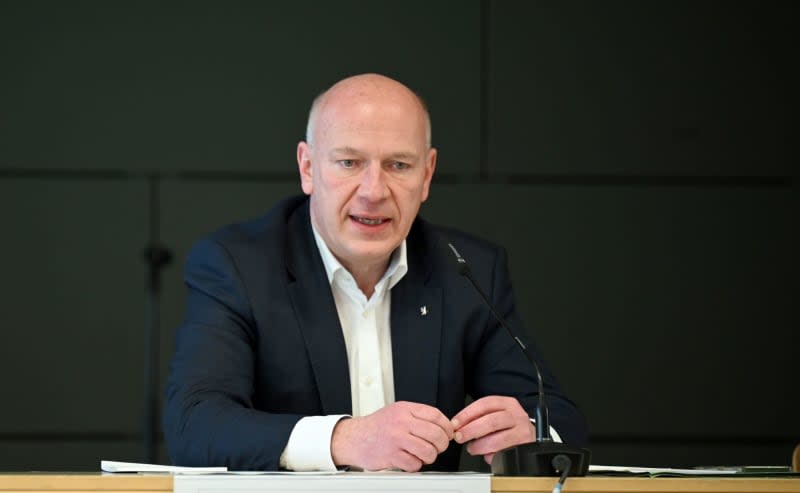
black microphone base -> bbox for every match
[491,442,591,476]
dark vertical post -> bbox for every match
[143,174,171,463]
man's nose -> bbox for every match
[357,162,389,201]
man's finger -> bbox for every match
[409,418,452,453]
[400,433,440,466]
[451,396,511,430]
[410,405,454,439]
[390,450,423,472]
[454,410,514,444]
[466,428,515,456]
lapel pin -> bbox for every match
[420,305,428,316]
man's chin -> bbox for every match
[346,240,400,263]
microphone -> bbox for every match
[445,242,591,477]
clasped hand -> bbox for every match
[331,396,535,471]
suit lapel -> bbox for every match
[284,203,443,413]
[390,222,442,407]
[285,202,352,415]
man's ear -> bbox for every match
[297,141,313,195]
[421,147,437,202]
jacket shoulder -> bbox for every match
[205,195,307,248]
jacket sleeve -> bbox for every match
[162,237,303,470]
[469,246,589,446]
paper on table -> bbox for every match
[589,464,738,476]
[220,470,345,475]
[101,460,227,474]
[100,460,349,475]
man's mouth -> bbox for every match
[351,215,389,226]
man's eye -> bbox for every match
[392,162,410,170]
[338,160,356,169]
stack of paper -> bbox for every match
[590,465,738,476]
[101,460,227,474]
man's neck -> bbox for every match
[338,257,389,299]
[309,219,397,300]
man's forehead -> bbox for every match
[320,90,418,121]
[315,100,426,139]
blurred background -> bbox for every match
[0,0,796,471]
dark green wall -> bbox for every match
[1,1,796,471]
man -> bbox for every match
[163,74,587,471]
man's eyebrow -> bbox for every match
[328,148,419,161]
[388,152,419,161]
[330,146,362,156]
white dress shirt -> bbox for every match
[279,226,407,471]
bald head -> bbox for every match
[305,73,432,148]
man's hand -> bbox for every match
[451,395,536,465]
[331,401,454,471]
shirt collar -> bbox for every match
[311,224,408,292]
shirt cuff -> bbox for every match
[549,425,562,443]
[279,415,349,471]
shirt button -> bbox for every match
[364,376,374,386]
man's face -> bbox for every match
[297,91,436,273]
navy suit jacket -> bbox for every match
[163,195,587,470]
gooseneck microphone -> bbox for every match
[446,242,552,443]
[445,242,591,478]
